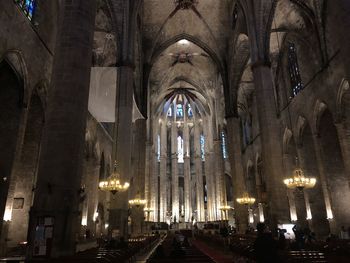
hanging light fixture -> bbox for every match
[236,192,256,205]
[99,161,130,194]
[128,191,147,207]
[283,167,316,190]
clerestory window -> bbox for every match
[15,0,36,21]
[288,42,304,97]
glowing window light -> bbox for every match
[16,0,36,21]
[187,104,193,118]
[178,39,190,45]
[288,42,304,97]
[200,134,205,161]
[176,104,184,118]
[167,107,172,117]
[221,131,228,159]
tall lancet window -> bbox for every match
[200,134,205,161]
[176,104,184,118]
[221,131,228,159]
[177,136,184,163]
[16,0,36,21]
[288,42,303,97]
[187,104,193,118]
[167,106,173,117]
[157,134,161,162]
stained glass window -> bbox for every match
[157,134,161,162]
[167,107,172,117]
[177,136,184,163]
[16,0,36,21]
[288,43,303,97]
[221,131,228,159]
[200,134,205,161]
[176,104,184,118]
[187,104,193,118]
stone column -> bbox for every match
[159,121,167,222]
[194,121,205,222]
[27,0,96,257]
[251,65,290,226]
[108,63,134,239]
[213,139,225,221]
[205,151,216,221]
[144,141,151,221]
[183,123,191,223]
[335,123,350,181]
[226,116,248,233]
[171,123,179,223]
[203,118,215,222]
[312,135,340,233]
[85,161,100,238]
[130,119,146,236]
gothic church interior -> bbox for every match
[0,0,350,261]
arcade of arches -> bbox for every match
[0,0,350,259]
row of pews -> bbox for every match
[23,235,158,263]
[196,233,350,263]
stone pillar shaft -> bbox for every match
[171,123,179,222]
[312,135,340,233]
[214,140,225,220]
[252,65,290,226]
[183,123,191,222]
[130,119,146,236]
[159,122,167,222]
[226,117,248,233]
[194,122,204,222]
[28,0,96,257]
[109,65,134,238]
[335,123,350,182]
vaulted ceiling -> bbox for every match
[143,0,234,119]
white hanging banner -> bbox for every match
[88,67,117,122]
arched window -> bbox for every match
[167,106,172,117]
[288,42,303,97]
[221,131,228,159]
[177,136,184,163]
[16,0,36,21]
[200,134,205,161]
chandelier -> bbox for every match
[129,191,147,207]
[236,192,256,205]
[99,162,129,194]
[283,167,316,190]
[174,0,198,9]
